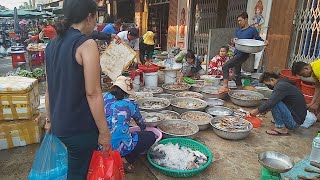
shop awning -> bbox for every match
[0,10,49,18]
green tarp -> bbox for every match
[0,10,50,18]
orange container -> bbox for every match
[304,94,313,104]
[245,116,263,128]
[301,81,315,96]
[280,69,301,89]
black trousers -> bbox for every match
[124,131,156,164]
[222,52,249,86]
[59,131,98,180]
[139,43,154,64]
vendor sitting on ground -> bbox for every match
[177,50,205,83]
[292,60,320,120]
[139,31,155,65]
[208,46,231,76]
[26,19,57,42]
[250,72,307,135]
[104,76,156,173]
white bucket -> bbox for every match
[164,70,177,84]
[144,72,158,87]
[133,75,140,91]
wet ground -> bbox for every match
[0,56,319,180]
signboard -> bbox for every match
[176,0,189,49]
[247,0,273,69]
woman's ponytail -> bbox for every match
[55,19,71,36]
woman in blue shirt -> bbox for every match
[104,76,156,173]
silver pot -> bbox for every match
[137,97,171,112]
[170,97,208,114]
[162,83,191,94]
[181,111,213,130]
[206,106,233,117]
[157,120,199,139]
[228,90,264,107]
[205,98,225,107]
[210,117,253,140]
[200,86,228,100]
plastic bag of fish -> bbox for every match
[149,143,208,170]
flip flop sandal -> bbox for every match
[123,162,135,173]
[266,129,291,136]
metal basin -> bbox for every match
[210,116,253,140]
[258,151,295,173]
[190,80,205,92]
[141,111,165,127]
[137,97,171,112]
[159,110,181,120]
[170,97,208,114]
[255,87,272,100]
[206,106,233,117]
[157,120,199,139]
[181,111,213,130]
[162,83,191,94]
[200,86,228,100]
[175,91,203,99]
[139,86,163,94]
[130,92,153,101]
[229,90,264,107]
[235,39,266,53]
[155,93,176,100]
[205,98,225,107]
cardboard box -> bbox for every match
[0,76,40,120]
[0,113,42,150]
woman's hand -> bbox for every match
[111,34,121,44]
[98,131,111,151]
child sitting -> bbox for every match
[177,50,205,83]
[208,46,231,76]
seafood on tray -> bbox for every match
[163,84,190,91]
[142,112,164,123]
[158,123,197,135]
[150,143,208,170]
[175,91,203,99]
[139,87,163,94]
[141,101,168,109]
[231,92,261,100]
[171,100,206,109]
[181,112,212,125]
[213,116,251,131]
[159,110,181,120]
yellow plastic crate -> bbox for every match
[0,76,40,120]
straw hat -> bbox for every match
[143,31,155,45]
[112,76,135,95]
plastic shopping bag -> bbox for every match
[28,133,68,180]
[301,110,317,128]
[87,150,125,180]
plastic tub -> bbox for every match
[301,81,315,96]
[304,94,313,104]
[144,72,158,87]
[280,69,301,89]
[138,64,160,73]
[244,116,263,128]
[129,126,162,143]
[164,70,178,84]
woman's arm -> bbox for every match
[77,39,111,150]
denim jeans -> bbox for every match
[271,102,299,129]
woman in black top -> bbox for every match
[45,0,111,179]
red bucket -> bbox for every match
[280,69,301,89]
[301,81,315,96]
[138,64,159,73]
[304,94,313,104]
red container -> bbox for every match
[30,51,45,66]
[301,81,315,96]
[280,69,301,89]
[245,116,263,128]
[304,94,313,104]
[11,52,26,68]
[138,64,159,73]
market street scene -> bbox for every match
[0,0,320,180]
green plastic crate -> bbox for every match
[260,167,280,180]
[147,138,213,178]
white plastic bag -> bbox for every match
[301,110,317,128]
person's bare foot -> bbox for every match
[266,127,290,136]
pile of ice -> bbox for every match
[149,143,208,170]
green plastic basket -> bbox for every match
[147,138,213,178]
